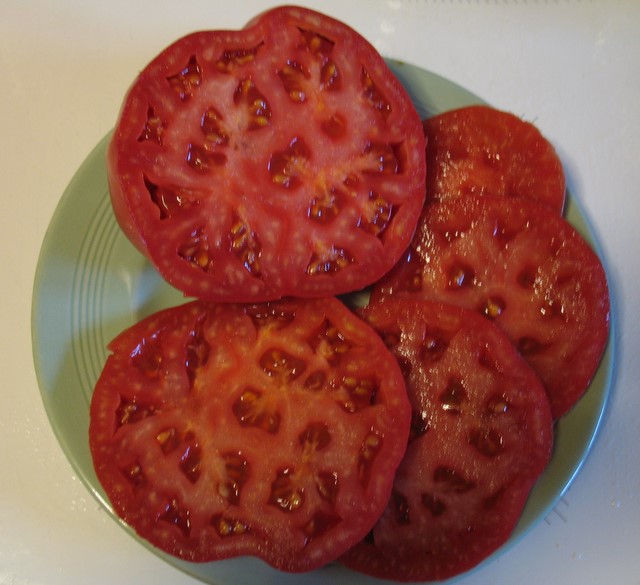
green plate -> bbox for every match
[31,60,615,584]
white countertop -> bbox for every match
[2,1,639,584]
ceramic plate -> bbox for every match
[31,60,615,585]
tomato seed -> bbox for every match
[211,514,250,538]
[483,295,506,319]
[156,427,180,454]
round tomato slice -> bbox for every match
[371,194,610,419]
[88,297,410,571]
[107,6,426,302]
[423,105,566,213]
[341,298,554,581]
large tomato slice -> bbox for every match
[424,105,566,213]
[341,298,554,581]
[371,194,610,419]
[107,6,426,302]
[88,297,411,571]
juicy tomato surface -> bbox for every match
[424,105,566,213]
[107,5,426,302]
[371,194,610,419]
[341,297,554,582]
[88,297,412,571]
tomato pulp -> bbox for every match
[107,6,426,302]
[89,297,411,571]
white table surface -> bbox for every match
[2,1,639,584]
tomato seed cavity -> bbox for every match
[234,78,272,130]
[357,191,393,238]
[116,397,155,428]
[260,348,307,382]
[433,466,476,494]
[167,55,201,101]
[232,387,281,434]
[468,426,504,458]
[216,42,263,73]
[302,511,341,546]
[269,468,305,512]
[178,227,212,272]
[439,379,467,415]
[361,68,392,120]
[306,246,353,276]
[159,497,191,538]
[268,136,310,188]
[308,319,351,366]
[421,492,447,517]
[219,452,249,505]
[138,106,165,144]
[315,471,339,505]
[357,430,383,488]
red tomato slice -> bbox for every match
[107,6,426,302]
[341,298,554,581]
[371,194,610,419]
[88,297,411,571]
[424,105,566,213]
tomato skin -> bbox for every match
[341,298,553,581]
[371,194,610,419]
[423,105,566,213]
[106,6,426,302]
[89,297,411,571]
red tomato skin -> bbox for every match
[341,298,554,581]
[371,194,610,419]
[423,105,566,213]
[89,297,411,572]
[106,6,426,302]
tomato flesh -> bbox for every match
[106,6,426,302]
[424,105,566,213]
[371,194,610,418]
[340,298,554,581]
[89,297,411,571]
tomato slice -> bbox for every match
[424,105,566,213]
[371,194,610,419]
[88,297,411,571]
[106,6,426,302]
[340,298,554,581]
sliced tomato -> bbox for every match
[424,105,566,213]
[371,194,610,419]
[88,297,411,571]
[106,6,426,302]
[340,297,554,581]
